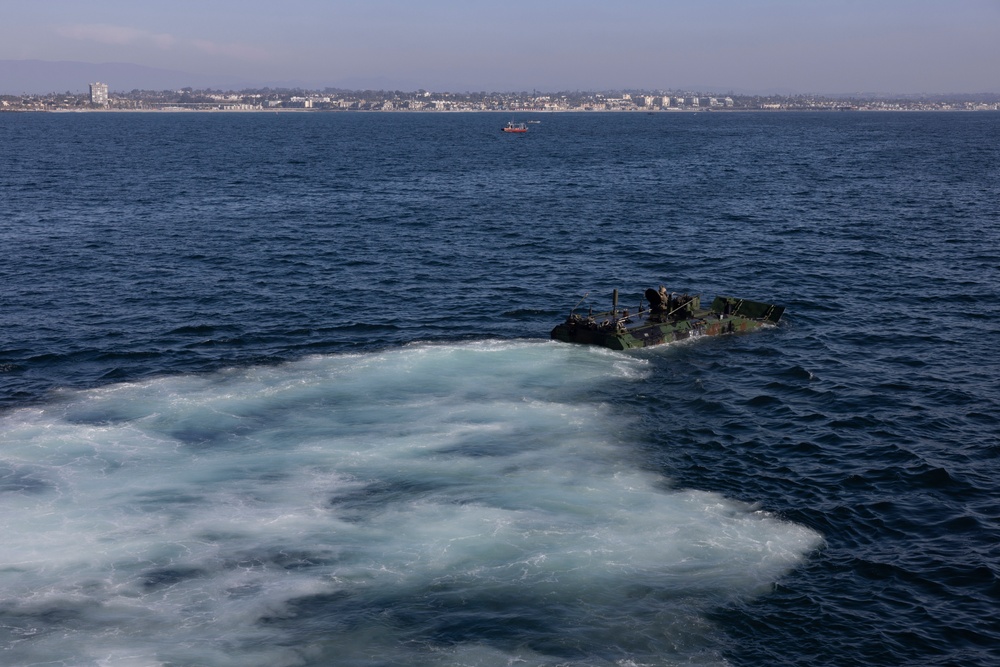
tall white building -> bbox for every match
[89,82,109,106]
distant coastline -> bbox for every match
[6,106,997,114]
[4,87,999,113]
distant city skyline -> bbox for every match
[8,85,997,114]
[2,1,999,95]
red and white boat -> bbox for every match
[501,121,528,133]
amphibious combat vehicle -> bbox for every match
[550,288,784,351]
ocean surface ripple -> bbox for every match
[2,111,999,666]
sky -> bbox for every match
[2,0,999,94]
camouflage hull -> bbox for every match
[550,295,784,351]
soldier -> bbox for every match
[657,286,673,320]
[645,287,666,322]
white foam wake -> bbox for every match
[0,341,822,666]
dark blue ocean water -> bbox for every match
[1,110,998,666]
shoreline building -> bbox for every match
[89,82,109,107]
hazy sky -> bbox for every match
[3,0,999,93]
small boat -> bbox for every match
[550,288,784,350]
[502,121,528,133]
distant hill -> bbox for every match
[0,60,250,94]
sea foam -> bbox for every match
[0,341,822,666]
